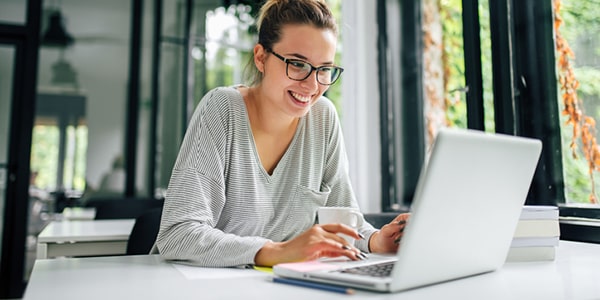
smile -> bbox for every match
[290,91,311,103]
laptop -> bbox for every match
[273,128,543,292]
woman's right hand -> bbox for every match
[254,223,366,267]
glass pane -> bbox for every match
[135,0,155,198]
[479,0,494,132]
[0,0,27,24]
[0,45,16,268]
[423,0,468,146]
[326,0,342,111]
[439,0,494,135]
[156,0,186,193]
[155,0,256,193]
[35,0,131,205]
[555,0,600,205]
[196,4,255,103]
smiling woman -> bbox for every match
[155,0,408,268]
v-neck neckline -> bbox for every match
[236,89,305,182]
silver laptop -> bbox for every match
[273,128,543,292]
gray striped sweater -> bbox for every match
[155,86,376,267]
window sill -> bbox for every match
[559,217,600,244]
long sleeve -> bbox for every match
[156,86,377,267]
[156,88,269,267]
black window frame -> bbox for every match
[378,0,600,242]
[0,0,42,298]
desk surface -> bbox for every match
[61,207,97,220]
[23,241,600,300]
[37,219,135,243]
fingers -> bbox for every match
[257,224,370,266]
[311,246,366,261]
[320,223,365,241]
[391,220,406,244]
[311,224,368,261]
[367,214,412,253]
[341,245,369,260]
[392,213,411,223]
[387,213,410,244]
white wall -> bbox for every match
[341,1,381,213]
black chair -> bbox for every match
[84,196,164,220]
[126,207,163,255]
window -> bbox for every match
[376,0,574,207]
[193,5,255,107]
[439,0,495,133]
[555,0,600,206]
[35,0,132,200]
[371,0,600,242]
[31,92,87,194]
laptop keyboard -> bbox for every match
[337,261,395,278]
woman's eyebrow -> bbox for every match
[287,52,334,65]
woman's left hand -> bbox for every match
[368,213,411,253]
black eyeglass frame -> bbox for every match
[265,48,344,85]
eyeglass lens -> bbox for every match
[286,60,341,85]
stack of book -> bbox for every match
[506,205,560,262]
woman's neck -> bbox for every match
[243,86,299,136]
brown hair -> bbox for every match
[244,0,338,86]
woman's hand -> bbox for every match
[254,223,366,267]
[368,213,411,253]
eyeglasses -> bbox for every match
[266,48,344,85]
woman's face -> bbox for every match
[256,24,338,119]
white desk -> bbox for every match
[61,207,97,220]
[36,219,135,259]
[24,241,600,299]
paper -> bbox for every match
[172,264,266,280]
[253,266,273,273]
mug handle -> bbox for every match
[349,211,364,227]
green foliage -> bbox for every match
[440,0,600,202]
[30,126,59,190]
[441,0,467,128]
[558,0,600,203]
[478,0,496,133]
[30,125,88,192]
[440,0,495,132]
[561,113,596,203]
[575,67,600,98]
[73,126,88,191]
[440,0,600,203]
[326,0,343,113]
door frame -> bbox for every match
[0,0,42,298]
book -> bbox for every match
[510,236,559,248]
[519,205,559,220]
[506,246,556,262]
[507,206,559,262]
[272,277,355,294]
[513,219,560,238]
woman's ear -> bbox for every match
[253,44,267,73]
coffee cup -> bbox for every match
[317,207,364,244]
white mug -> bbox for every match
[317,207,364,244]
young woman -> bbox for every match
[155,0,409,267]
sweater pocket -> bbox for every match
[282,183,331,239]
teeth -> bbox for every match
[291,92,311,103]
